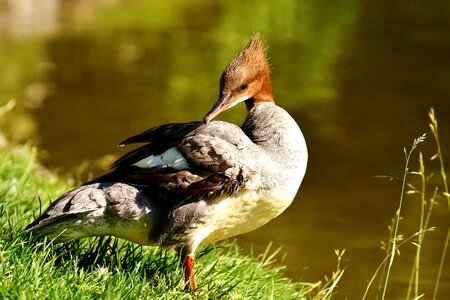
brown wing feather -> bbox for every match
[97,121,256,206]
[91,165,244,207]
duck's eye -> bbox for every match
[240,83,248,90]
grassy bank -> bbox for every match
[1,110,448,299]
[0,145,331,299]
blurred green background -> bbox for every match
[1,0,449,298]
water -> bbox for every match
[1,1,450,298]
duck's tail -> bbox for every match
[25,182,159,245]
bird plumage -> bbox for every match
[26,34,308,290]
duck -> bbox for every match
[26,33,308,290]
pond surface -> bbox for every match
[2,0,450,298]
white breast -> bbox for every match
[199,182,300,244]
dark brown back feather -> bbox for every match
[92,120,256,208]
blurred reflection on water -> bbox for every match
[1,0,450,298]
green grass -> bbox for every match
[363,108,449,300]
[1,110,448,299]
[0,145,334,299]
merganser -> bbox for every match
[26,34,308,290]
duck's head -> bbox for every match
[203,33,273,124]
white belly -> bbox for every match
[200,182,300,244]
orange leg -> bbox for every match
[184,254,197,291]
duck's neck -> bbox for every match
[242,102,284,147]
[242,101,307,187]
[245,73,273,111]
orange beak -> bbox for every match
[203,93,251,124]
[203,94,232,124]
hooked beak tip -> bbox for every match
[203,109,218,124]
[203,94,230,124]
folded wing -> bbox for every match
[94,121,257,206]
